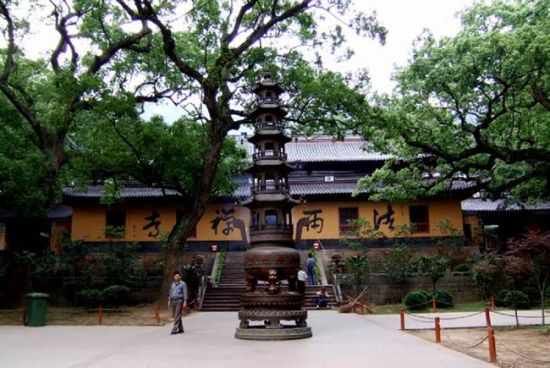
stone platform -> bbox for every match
[235,325,312,340]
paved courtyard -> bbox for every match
[0,310,512,368]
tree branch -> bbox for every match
[0,0,16,83]
[136,0,204,84]
[87,24,152,75]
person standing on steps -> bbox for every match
[306,253,316,285]
[168,271,187,335]
[297,267,307,294]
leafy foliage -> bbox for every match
[403,290,430,311]
[472,253,505,298]
[101,285,131,307]
[434,289,454,308]
[417,254,449,293]
[379,245,410,282]
[77,289,103,308]
[357,0,550,202]
[344,255,370,294]
[504,230,550,326]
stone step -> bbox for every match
[201,251,334,311]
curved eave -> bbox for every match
[244,162,295,175]
[248,106,288,119]
[252,83,283,94]
[248,132,292,144]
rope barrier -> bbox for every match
[437,311,485,321]
[491,310,546,319]
[404,314,436,323]
[496,337,550,365]
[404,312,437,321]
[404,310,484,321]
[442,331,489,350]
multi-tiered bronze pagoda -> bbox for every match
[235,74,312,340]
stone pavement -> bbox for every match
[0,310,523,368]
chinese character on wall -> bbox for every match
[211,208,236,236]
[373,204,395,231]
[302,209,324,233]
[143,209,161,237]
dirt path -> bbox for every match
[409,327,550,368]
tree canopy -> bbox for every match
[0,0,386,219]
[357,0,549,202]
[1,0,387,296]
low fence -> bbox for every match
[399,300,550,365]
[18,304,167,326]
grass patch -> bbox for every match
[372,301,492,314]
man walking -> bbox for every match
[168,271,187,334]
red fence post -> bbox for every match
[400,308,405,330]
[360,298,365,313]
[435,317,441,344]
[98,306,104,325]
[487,327,497,363]
[153,304,161,324]
[484,307,492,327]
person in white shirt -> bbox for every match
[297,267,307,294]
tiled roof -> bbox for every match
[65,177,475,200]
[64,185,180,199]
[286,139,390,162]
[290,182,360,195]
[238,137,391,162]
[462,199,550,213]
[48,205,73,219]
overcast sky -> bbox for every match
[333,0,473,93]
[18,0,474,121]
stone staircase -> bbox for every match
[200,252,246,311]
[200,251,338,311]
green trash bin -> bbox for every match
[25,293,49,327]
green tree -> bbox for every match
[0,3,154,214]
[344,254,370,297]
[503,290,529,327]
[417,254,449,293]
[1,0,387,299]
[504,230,550,327]
[357,0,549,202]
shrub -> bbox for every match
[453,263,471,272]
[504,290,530,310]
[77,289,103,308]
[495,289,510,307]
[433,289,454,308]
[522,286,540,305]
[102,285,130,306]
[404,290,431,311]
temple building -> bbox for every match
[47,135,479,254]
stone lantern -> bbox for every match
[235,74,312,340]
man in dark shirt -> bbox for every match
[168,271,187,334]
[306,253,316,285]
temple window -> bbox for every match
[339,207,358,235]
[265,210,278,227]
[410,205,430,233]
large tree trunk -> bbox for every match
[158,120,230,306]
